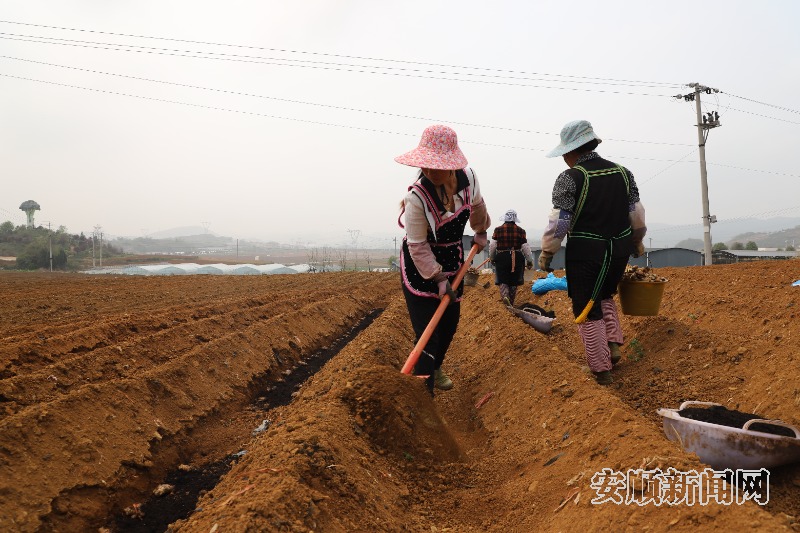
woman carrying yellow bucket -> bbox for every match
[538,120,647,385]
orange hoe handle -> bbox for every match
[401,244,480,375]
[474,256,491,270]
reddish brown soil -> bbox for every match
[1,262,798,532]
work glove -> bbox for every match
[632,242,645,258]
[525,260,534,270]
[437,279,457,304]
[538,251,554,272]
[471,232,488,253]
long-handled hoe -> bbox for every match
[400,244,480,376]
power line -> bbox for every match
[722,91,800,115]
[677,87,800,126]
[0,19,682,88]
[0,71,419,136]
[0,71,718,160]
[720,204,800,223]
[705,161,800,178]
[725,106,800,126]
[639,148,698,185]
[647,203,800,233]
[0,54,693,147]
[0,31,674,88]
[0,34,677,96]
[5,71,800,182]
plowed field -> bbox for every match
[1,262,798,532]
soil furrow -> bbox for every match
[0,273,396,532]
[1,264,798,532]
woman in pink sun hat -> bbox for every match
[396,125,491,394]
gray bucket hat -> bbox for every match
[546,120,602,158]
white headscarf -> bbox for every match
[503,209,520,223]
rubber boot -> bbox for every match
[594,370,613,385]
[414,350,436,394]
[609,342,622,366]
[434,369,453,390]
[499,284,511,305]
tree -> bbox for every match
[745,241,758,250]
[712,242,728,251]
[306,248,319,273]
[731,242,744,250]
[786,245,796,252]
[321,246,333,272]
[361,249,373,272]
[336,248,349,271]
[16,240,50,270]
[0,221,13,235]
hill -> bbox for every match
[730,224,800,249]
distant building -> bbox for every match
[629,248,704,268]
[532,248,566,270]
[712,250,798,264]
[531,246,703,269]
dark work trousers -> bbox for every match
[566,254,629,321]
[402,284,461,393]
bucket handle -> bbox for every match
[678,401,723,410]
[742,419,800,438]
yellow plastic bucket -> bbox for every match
[618,279,667,316]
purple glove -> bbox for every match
[437,279,457,304]
[471,232,488,253]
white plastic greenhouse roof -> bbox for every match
[82,263,311,276]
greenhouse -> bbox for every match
[82,263,309,276]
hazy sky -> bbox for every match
[2,1,799,248]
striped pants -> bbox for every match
[577,298,624,372]
[498,284,518,305]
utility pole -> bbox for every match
[94,225,103,268]
[675,83,721,266]
[347,229,361,271]
[48,222,53,272]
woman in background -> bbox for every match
[489,209,533,306]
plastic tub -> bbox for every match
[618,279,667,316]
[657,401,800,470]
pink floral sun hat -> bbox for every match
[394,125,468,170]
